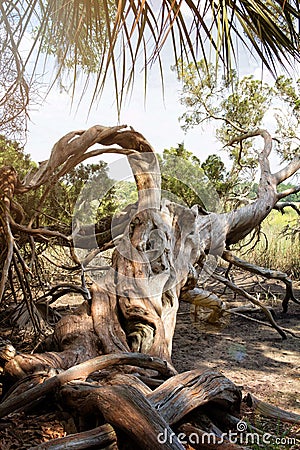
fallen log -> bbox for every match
[29,423,117,450]
[243,393,300,424]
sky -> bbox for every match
[26,54,219,163]
[23,27,299,178]
[23,3,219,163]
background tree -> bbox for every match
[0,136,35,177]
[177,60,300,205]
[159,143,220,211]
[44,162,116,227]
[200,154,228,196]
[0,135,116,227]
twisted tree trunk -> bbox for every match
[0,125,299,448]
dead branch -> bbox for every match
[212,272,288,339]
[224,310,299,338]
[273,201,300,215]
[222,250,299,312]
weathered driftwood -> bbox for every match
[60,383,185,450]
[1,353,176,418]
[148,369,241,425]
[0,125,299,448]
[244,393,300,424]
[49,368,242,449]
[30,423,117,450]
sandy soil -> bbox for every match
[173,271,300,413]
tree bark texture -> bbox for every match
[0,125,299,448]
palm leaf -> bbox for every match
[0,0,299,110]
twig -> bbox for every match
[224,310,299,338]
[0,215,14,303]
[222,250,299,312]
[212,272,288,339]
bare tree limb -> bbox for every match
[277,185,300,200]
[222,250,299,312]
[273,155,300,184]
[212,272,288,339]
[273,201,300,215]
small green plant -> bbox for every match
[247,416,296,449]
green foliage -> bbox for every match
[237,209,300,277]
[178,61,273,167]
[44,162,117,226]
[0,135,118,226]
[110,180,138,210]
[246,182,300,202]
[273,75,300,160]
[178,62,273,136]
[217,75,273,144]
[177,60,300,199]
[0,136,36,179]
[159,143,220,211]
[200,154,230,196]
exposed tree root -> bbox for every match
[0,126,299,448]
[2,358,243,450]
[61,382,185,450]
[243,393,300,424]
[1,352,177,417]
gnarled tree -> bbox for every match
[0,125,299,448]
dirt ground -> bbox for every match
[173,271,300,414]
[0,270,299,448]
[172,270,300,447]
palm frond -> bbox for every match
[0,0,299,111]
